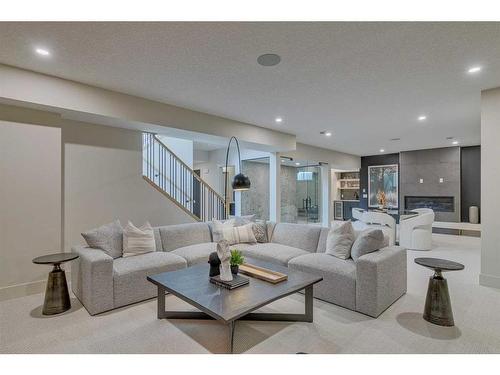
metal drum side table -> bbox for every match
[32,253,79,315]
[415,257,464,327]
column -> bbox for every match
[480,87,500,289]
[320,164,332,227]
[269,152,281,223]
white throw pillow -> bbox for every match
[122,221,156,257]
[350,229,385,262]
[325,221,355,260]
[213,221,257,245]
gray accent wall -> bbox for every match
[461,146,481,222]
[400,147,460,222]
[241,159,270,220]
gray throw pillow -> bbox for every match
[350,229,385,262]
[81,220,123,259]
[325,221,355,260]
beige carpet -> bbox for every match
[1,234,500,354]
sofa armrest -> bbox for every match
[71,245,114,315]
[355,246,407,317]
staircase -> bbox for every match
[142,133,226,222]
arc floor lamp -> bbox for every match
[224,136,251,217]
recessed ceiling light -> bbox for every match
[468,66,481,74]
[320,131,332,136]
[275,117,283,123]
[295,162,300,166]
[35,47,50,56]
[452,140,459,145]
[257,53,281,67]
[325,132,332,137]
[418,115,427,121]
[380,149,385,153]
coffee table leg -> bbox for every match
[305,285,313,323]
[43,263,71,315]
[157,286,166,319]
[227,321,235,354]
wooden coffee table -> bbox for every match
[147,258,322,353]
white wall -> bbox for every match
[157,135,193,167]
[285,142,360,171]
[64,122,196,251]
[0,120,61,298]
[0,104,196,300]
[0,64,296,152]
[480,87,500,289]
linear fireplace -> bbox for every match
[405,196,455,212]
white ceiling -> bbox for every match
[1,22,499,156]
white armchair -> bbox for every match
[399,208,435,250]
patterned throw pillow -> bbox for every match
[81,220,124,259]
[122,221,156,257]
[253,220,268,243]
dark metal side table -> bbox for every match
[415,257,464,327]
[32,252,79,315]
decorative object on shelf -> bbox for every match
[224,136,251,217]
[469,206,479,224]
[208,252,221,277]
[217,240,233,281]
[368,164,398,208]
[239,263,288,284]
[414,257,464,327]
[230,249,244,274]
[32,252,79,315]
[209,274,250,290]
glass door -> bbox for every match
[280,159,321,224]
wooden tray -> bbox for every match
[239,263,288,284]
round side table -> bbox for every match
[33,253,79,315]
[415,257,464,327]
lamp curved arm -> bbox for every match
[224,136,243,217]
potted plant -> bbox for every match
[230,249,244,274]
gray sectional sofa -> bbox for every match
[71,221,407,317]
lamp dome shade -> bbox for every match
[232,173,251,191]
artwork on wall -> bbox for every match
[368,164,399,208]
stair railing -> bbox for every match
[142,133,226,221]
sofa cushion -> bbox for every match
[113,252,187,307]
[288,253,356,310]
[271,223,321,252]
[172,242,217,266]
[158,222,211,252]
[239,243,309,266]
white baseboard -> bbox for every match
[0,279,46,301]
[479,273,500,289]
